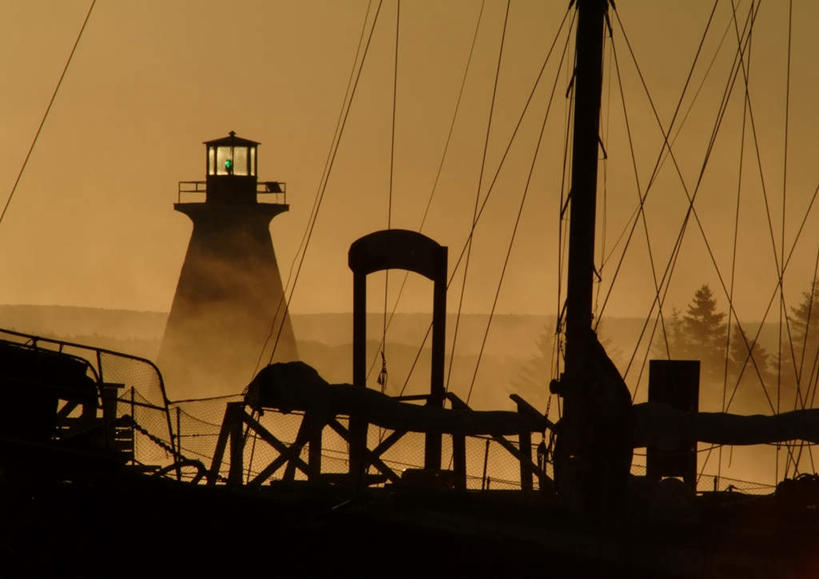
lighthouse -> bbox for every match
[158,132,298,397]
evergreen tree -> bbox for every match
[682,284,727,380]
[510,329,556,409]
[653,307,689,360]
[789,281,819,380]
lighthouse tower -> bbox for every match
[158,132,298,397]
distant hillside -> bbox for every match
[0,303,789,412]
[0,304,782,357]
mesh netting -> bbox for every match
[0,328,175,468]
[167,392,543,491]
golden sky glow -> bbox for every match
[1,0,818,323]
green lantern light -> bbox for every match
[224,158,233,172]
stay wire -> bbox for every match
[399,5,575,397]
[465,8,572,406]
[253,0,379,376]
[620,3,769,401]
[599,2,741,274]
[609,3,768,396]
[0,0,97,228]
[724,182,819,412]
[379,0,401,394]
[596,0,722,335]
[364,0,487,385]
[266,0,386,367]
[555,13,578,392]
[601,0,723,382]
[719,0,754,483]
[726,0,806,427]
[779,0,792,478]
[600,0,719,336]
[594,27,613,322]
[804,249,819,408]
[446,0,511,393]
[607,25,670,360]
[663,8,779,414]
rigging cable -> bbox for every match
[398,5,576,397]
[254,0,376,376]
[780,0,793,478]
[466,7,574,407]
[379,0,401,393]
[724,0,807,403]
[719,0,755,485]
[0,0,96,228]
[606,18,671,361]
[599,0,721,387]
[364,0,488,386]
[618,2,773,415]
[794,244,819,472]
[445,0,511,393]
[255,0,385,372]
[638,4,778,418]
[724,182,819,411]
[593,18,613,324]
[605,2,780,410]
[554,11,579,420]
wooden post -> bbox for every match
[228,403,244,486]
[481,438,490,491]
[175,405,182,481]
[350,271,368,486]
[453,433,466,490]
[519,430,532,494]
[130,387,136,466]
[308,418,323,482]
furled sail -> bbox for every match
[632,402,819,449]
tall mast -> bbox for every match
[564,0,606,378]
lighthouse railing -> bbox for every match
[177,180,287,205]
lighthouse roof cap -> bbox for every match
[204,131,260,147]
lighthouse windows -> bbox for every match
[208,147,216,175]
[233,147,248,176]
[205,135,259,179]
[215,146,231,175]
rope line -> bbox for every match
[253,0,377,378]
[0,0,96,228]
[719,1,754,484]
[446,0,511,392]
[364,0,487,385]
[379,0,401,393]
[399,5,576,396]
[465,10,572,406]
[263,0,386,368]
[607,24,670,359]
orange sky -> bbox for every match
[1,0,818,324]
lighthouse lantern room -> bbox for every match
[204,131,259,203]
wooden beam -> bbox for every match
[240,409,310,475]
[327,419,400,483]
[228,405,244,485]
[207,403,237,485]
[249,454,290,487]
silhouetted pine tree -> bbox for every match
[510,329,556,409]
[652,307,689,360]
[789,281,819,390]
[682,285,727,380]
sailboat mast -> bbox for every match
[564,0,607,377]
